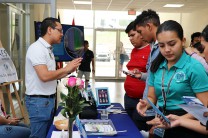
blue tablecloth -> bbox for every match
[46,103,144,138]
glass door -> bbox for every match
[95,30,117,78]
[8,6,23,98]
[119,31,134,77]
[94,29,132,79]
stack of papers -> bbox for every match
[84,123,114,132]
[182,96,203,105]
[179,96,208,125]
[81,119,117,136]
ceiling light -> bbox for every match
[74,1,92,5]
[163,4,184,8]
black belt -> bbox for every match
[26,94,56,98]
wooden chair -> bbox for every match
[0,80,26,123]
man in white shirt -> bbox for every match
[25,17,82,138]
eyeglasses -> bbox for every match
[53,27,63,34]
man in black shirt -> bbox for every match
[77,40,95,89]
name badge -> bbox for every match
[154,128,165,138]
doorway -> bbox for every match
[8,6,23,98]
[94,29,132,79]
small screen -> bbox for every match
[96,87,111,106]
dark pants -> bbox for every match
[124,94,154,131]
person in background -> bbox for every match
[137,20,208,138]
[185,43,208,72]
[0,100,31,138]
[25,17,82,138]
[201,25,208,62]
[77,40,95,89]
[124,21,151,130]
[192,42,204,56]
[119,42,126,76]
[188,32,204,57]
[185,32,207,72]
[190,32,201,47]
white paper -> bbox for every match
[182,96,203,105]
[51,131,80,138]
[178,104,208,125]
[0,47,18,84]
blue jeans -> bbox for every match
[25,96,55,138]
[0,123,31,138]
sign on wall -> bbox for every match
[0,40,18,84]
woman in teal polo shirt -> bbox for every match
[137,20,208,138]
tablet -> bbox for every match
[145,97,171,125]
[95,87,111,106]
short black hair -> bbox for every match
[134,9,160,28]
[41,17,60,36]
[84,40,89,45]
[191,32,201,42]
[193,42,204,53]
[125,21,135,33]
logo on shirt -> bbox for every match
[174,71,186,82]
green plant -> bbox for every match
[59,77,85,118]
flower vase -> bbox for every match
[68,117,75,138]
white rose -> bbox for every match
[76,78,82,86]
[61,78,68,86]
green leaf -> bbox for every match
[61,109,66,117]
[60,92,67,100]
[58,102,65,107]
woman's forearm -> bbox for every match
[179,118,208,135]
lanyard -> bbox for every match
[161,68,177,114]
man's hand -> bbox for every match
[65,58,82,73]
[131,68,142,79]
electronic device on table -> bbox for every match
[95,87,111,107]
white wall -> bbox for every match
[155,10,208,47]
[181,8,208,46]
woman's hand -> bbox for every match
[166,114,181,128]
[147,114,181,129]
[8,117,20,125]
[147,117,166,129]
[136,99,148,116]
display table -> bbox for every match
[46,103,144,138]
